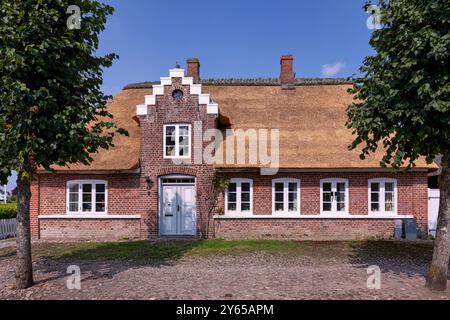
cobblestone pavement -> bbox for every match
[0,239,15,250]
[1,242,449,300]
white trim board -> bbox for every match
[214,168,430,173]
[136,68,219,116]
[214,214,414,220]
[38,215,141,219]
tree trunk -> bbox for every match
[15,171,34,289]
[426,152,450,291]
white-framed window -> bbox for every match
[225,178,253,214]
[368,178,397,214]
[320,178,349,214]
[66,180,108,214]
[272,178,300,214]
[163,124,191,159]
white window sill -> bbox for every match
[163,156,191,160]
[38,215,141,219]
[214,214,414,219]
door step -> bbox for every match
[156,235,197,241]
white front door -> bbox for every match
[160,180,196,236]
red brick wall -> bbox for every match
[29,74,429,241]
[137,77,217,239]
[213,171,428,240]
[30,173,147,240]
[214,218,396,240]
[30,170,428,241]
[40,218,140,241]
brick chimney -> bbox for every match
[280,55,296,89]
[187,58,200,83]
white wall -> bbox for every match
[428,188,440,237]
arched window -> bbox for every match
[66,180,108,214]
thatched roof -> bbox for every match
[51,79,437,172]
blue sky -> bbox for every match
[7,0,376,192]
[98,0,375,96]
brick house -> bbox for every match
[30,55,437,241]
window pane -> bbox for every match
[82,184,92,193]
[82,203,92,212]
[371,182,379,192]
[96,203,105,212]
[165,126,175,136]
[336,182,346,192]
[228,192,236,202]
[275,193,284,202]
[227,203,236,211]
[69,193,78,202]
[371,203,379,211]
[385,192,393,202]
[337,202,345,211]
[166,137,176,146]
[385,203,394,212]
[241,192,250,202]
[336,192,345,202]
[275,183,283,192]
[166,146,175,156]
[241,183,250,192]
[385,182,394,192]
[96,193,105,203]
[323,193,331,202]
[288,183,297,192]
[179,136,189,146]
[228,183,236,192]
[179,147,189,156]
[288,192,297,202]
[241,203,250,211]
[69,203,78,212]
[96,184,105,193]
[69,184,79,193]
[323,183,331,192]
[288,202,297,211]
[179,126,189,135]
[82,193,92,203]
[323,202,331,211]
[371,192,379,202]
[275,203,284,211]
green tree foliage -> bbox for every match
[347,0,449,167]
[0,0,126,288]
[0,0,127,181]
[347,0,450,291]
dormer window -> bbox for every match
[164,124,191,159]
[172,89,184,101]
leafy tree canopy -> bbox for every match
[347,0,450,167]
[0,0,127,183]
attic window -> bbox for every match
[172,89,183,101]
[164,124,191,159]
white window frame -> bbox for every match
[66,180,108,215]
[368,178,398,215]
[163,124,191,159]
[225,178,253,215]
[320,178,349,215]
[272,178,301,214]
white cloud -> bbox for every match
[321,62,345,77]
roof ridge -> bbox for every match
[123,78,353,90]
